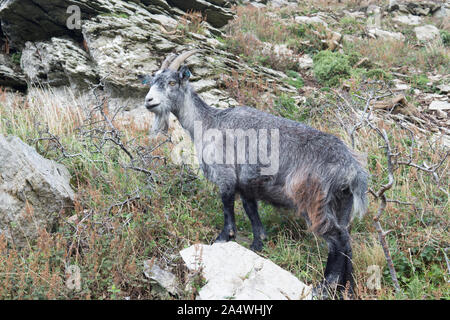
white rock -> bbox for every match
[433,6,448,18]
[342,10,365,19]
[429,100,450,111]
[180,242,312,300]
[437,84,450,93]
[295,16,328,27]
[414,25,440,41]
[143,260,180,295]
[393,79,410,91]
[392,14,422,26]
[368,28,405,41]
[298,54,313,69]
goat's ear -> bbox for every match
[138,74,152,86]
[179,65,191,84]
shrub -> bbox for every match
[440,30,450,46]
[313,50,351,86]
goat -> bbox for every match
[142,50,368,297]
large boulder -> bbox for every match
[180,242,312,300]
[414,24,440,42]
[0,135,75,247]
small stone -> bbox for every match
[429,100,450,111]
[298,54,313,69]
[143,260,180,296]
[437,84,450,93]
[295,15,328,27]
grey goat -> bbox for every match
[142,51,368,297]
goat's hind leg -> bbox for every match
[241,196,267,252]
[318,227,353,298]
[215,186,237,243]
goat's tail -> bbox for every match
[349,166,368,220]
[285,162,368,236]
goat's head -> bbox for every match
[141,50,198,133]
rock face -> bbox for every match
[167,0,235,27]
[0,0,297,110]
[0,135,75,247]
[180,242,312,300]
[21,38,99,90]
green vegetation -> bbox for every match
[441,30,450,46]
[313,50,351,86]
[10,52,21,65]
[284,70,304,89]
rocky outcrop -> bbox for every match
[180,242,312,300]
[0,0,297,110]
[388,1,444,16]
[0,135,75,247]
[21,38,99,90]
[0,0,234,50]
[0,53,27,91]
[167,0,235,28]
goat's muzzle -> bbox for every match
[146,102,160,110]
[145,97,160,110]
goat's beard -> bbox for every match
[151,111,170,134]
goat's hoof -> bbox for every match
[250,240,264,252]
[312,280,354,300]
[312,284,331,300]
[215,230,235,243]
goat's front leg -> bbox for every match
[241,196,267,252]
[215,188,236,243]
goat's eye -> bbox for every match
[169,81,177,87]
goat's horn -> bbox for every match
[160,53,177,71]
[168,50,200,71]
